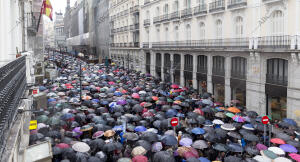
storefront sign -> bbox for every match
[29,120,37,130]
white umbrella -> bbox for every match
[146,128,158,134]
[273,157,292,162]
[62,108,71,114]
[268,147,285,155]
[72,142,90,153]
[221,123,236,131]
[253,155,272,162]
[212,119,224,125]
[138,91,147,95]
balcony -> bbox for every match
[197,66,207,74]
[124,26,128,31]
[134,23,139,30]
[134,42,140,47]
[262,0,283,4]
[209,0,225,13]
[153,16,161,24]
[144,19,150,26]
[227,0,247,10]
[26,12,39,34]
[194,4,207,16]
[130,5,139,13]
[160,14,170,22]
[181,8,193,19]
[130,25,134,30]
[143,42,150,48]
[120,27,124,32]
[144,0,150,5]
[170,11,180,21]
[151,38,249,49]
[231,70,246,79]
[257,35,292,49]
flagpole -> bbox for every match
[36,0,45,31]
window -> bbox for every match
[174,0,179,12]
[199,22,205,40]
[175,26,179,41]
[185,0,191,8]
[216,19,222,38]
[198,0,205,4]
[271,10,284,35]
[186,24,191,41]
[165,27,169,41]
[156,7,160,17]
[164,4,169,14]
[156,28,160,42]
[146,10,150,19]
[235,16,243,37]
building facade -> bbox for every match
[109,0,144,70]
[54,12,66,49]
[110,0,300,122]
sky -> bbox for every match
[51,0,76,18]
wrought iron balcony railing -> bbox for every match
[262,0,283,3]
[209,0,225,13]
[160,14,170,22]
[257,35,291,49]
[143,42,149,48]
[170,11,180,20]
[181,8,193,19]
[153,16,161,24]
[144,19,150,26]
[144,0,151,5]
[227,0,247,9]
[134,23,139,30]
[26,12,39,33]
[0,56,26,157]
[151,38,249,49]
[194,4,207,16]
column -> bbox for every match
[207,55,213,93]
[180,53,184,86]
[225,56,231,106]
[141,51,146,74]
[192,54,197,89]
[150,51,156,77]
[161,53,165,82]
[170,54,174,83]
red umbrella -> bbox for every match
[121,89,128,94]
[171,84,179,89]
[56,143,70,149]
[132,93,140,99]
[66,85,74,89]
[289,153,300,162]
[65,83,72,86]
[132,155,148,162]
[193,108,204,116]
[184,151,198,159]
[152,96,159,101]
[140,102,147,107]
[172,89,183,93]
[142,111,154,118]
[108,81,115,85]
[98,70,103,73]
[271,138,286,145]
[72,80,77,84]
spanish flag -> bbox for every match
[42,0,53,20]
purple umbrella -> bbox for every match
[117,100,127,105]
[256,143,268,151]
[179,138,193,146]
[72,127,83,138]
[280,144,298,153]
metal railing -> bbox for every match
[160,14,170,22]
[134,23,139,30]
[266,74,288,86]
[130,25,134,30]
[144,0,151,5]
[262,0,282,3]
[26,12,39,33]
[130,5,139,13]
[153,16,161,24]
[144,19,150,26]
[0,56,26,157]
[209,0,225,13]
[181,8,193,18]
[143,42,149,48]
[227,0,247,9]
[197,66,207,74]
[151,38,249,48]
[257,35,291,49]
[194,4,207,16]
[170,11,180,20]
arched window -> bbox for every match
[164,4,169,14]
[199,22,205,40]
[146,29,149,42]
[216,19,222,39]
[185,0,191,8]
[156,28,160,42]
[198,0,205,4]
[165,27,169,41]
[235,16,243,37]
[271,10,284,35]
[156,7,160,17]
[174,0,179,12]
[146,10,150,19]
[186,24,191,41]
[175,26,179,41]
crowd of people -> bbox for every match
[30,53,300,162]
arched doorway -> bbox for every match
[197,55,207,94]
[231,57,247,106]
[164,54,171,81]
[184,54,193,87]
[146,53,151,74]
[173,54,181,84]
[155,53,162,79]
[212,56,225,103]
[266,58,288,120]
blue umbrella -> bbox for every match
[114,91,122,96]
[39,86,47,91]
[113,125,123,132]
[92,99,100,103]
[204,120,213,126]
[134,126,147,132]
[228,143,243,153]
[242,124,255,130]
[165,109,177,118]
[215,107,224,112]
[60,113,74,120]
[191,128,206,135]
[48,98,56,102]
[283,118,297,126]
[161,135,177,146]
[176,113,185,118]
[109,102,117,108]
[198,157,211,162]
[101,100,109,105]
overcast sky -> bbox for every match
[51,0,76,17]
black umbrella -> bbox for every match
[153,151,175,162]
[161,135,177,146]
[88,156,103,162]
[123,132,139,141]
[187,112,198,119]
[140,132,159,142]
[227,131,241,140]
[243,134,259,142]
[228,143,243,153]
[47,130,61,139]
[213,143,228,152]
[135,140,151,151]
[275,132,291,141]
[215,128,228,138]
[246,111,258,118]
[75,152,89,162]
[171,105,181,110]
[196,116,205,124]
[224,156,242,162]
[52,146,63,155]
[245,146,259,155]
[102,142,116,152]
[89,139,105,151]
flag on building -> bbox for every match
[42,0,53,21]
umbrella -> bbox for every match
[228,143,243,152]
[271,138,286,144]
[276,133,291,141]
[215,112,226,118]
[123,132,139,141]
[224,156,241,162]
[273,157,292,162]
[104,130,115,137]
[268,147,285,155]
[198,157,210,162]
[289,153,300,162]
[136,140,151,151]
[192,140,208,150]
[72,142,90,153]
[161,135,177,146]
[153,151,175,162]
[191,128,206,135]
[221,123,236,131]
[287,140,300,147]
[102,142,116,152]
[80,125,93,132]
[280,144,298,153]
[213,143,228,152]
[227,131,241,139]
[92,131,104,139]
[132,93,140,99]
[56,143,70,149]
[253,155,272,162]
[135,126,147,132]
[242,124,255,130]
[283,118,297,126]
[227,107,241,113]
[132,155,148,162]
[140,132,158,142]
[256,143,268,151]
[165,109,177,118]
[171,84,179,89]
[261,150,278,159]
[246,111,258,118]
[225,112,235,118]
[245,146,259,155]
[52,146,63,155]
[152,142,163,152]
[47,116,60,126]
[37,115,49,123]
[212,119,224,125]
[132,146,147,156]
[179,138,193,146]
[117,158,131,162]
[243,133,259,142]
[232,115,245,123]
